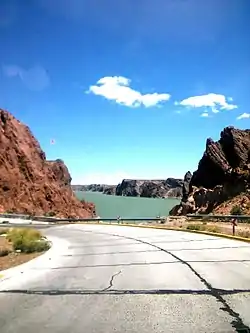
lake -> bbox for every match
[75,191,180,218]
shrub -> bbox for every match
[45,211,56,217]
[6,228,50,253]
[0,248,11,257]
[12,239,50,253]
[186,224,203,231]
[6,228,42,243]
[5,210,14,214]
[230,205,243,215]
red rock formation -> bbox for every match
[0,109,95,218]
[170,126,250,215]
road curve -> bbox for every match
[0,224,250,333]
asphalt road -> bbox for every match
[0,224,250,333]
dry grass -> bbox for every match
[151,218,250,238]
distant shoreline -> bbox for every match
[75,190,181,201]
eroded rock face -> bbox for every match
[115,178,183,198]
[0,109,95,218]
[170,126,250,215]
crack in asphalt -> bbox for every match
[101,270,122,292]
[75,227,250,333]
[1,288,250,296]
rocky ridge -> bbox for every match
[72,178,183,198]
[116,178,183,198]
[0,109,95,218]
[170,126,250,215]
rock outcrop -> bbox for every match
[0,109,95,218]
[115,178,183,198]
[103,185,116,195]
[170,126,250,215]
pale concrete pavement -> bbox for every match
[0,224,250,333]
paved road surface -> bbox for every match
[0,224,250,333]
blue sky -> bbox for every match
[1,0,250,184]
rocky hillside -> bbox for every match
[170,126,250,215]
[116,178,183,198]
[0,109,95,218]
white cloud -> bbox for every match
[177,93,237,113]
[87,76,171,108]
[201,112,209,117]
[237,113,250,120]
[72,171,132,185]
[3,64,50,91]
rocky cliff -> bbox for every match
[170,126,250,215]
[116,178,183,198]
[0,109,95,218]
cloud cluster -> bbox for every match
[176,93,237,114]
[88,77,246,120]
[3,64,50,91]
[87,76,171,108]
[237,113,250,120]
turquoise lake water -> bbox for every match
[75,191,180,218]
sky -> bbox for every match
[1,0,250,185]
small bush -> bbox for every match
[6,228,50,253]
[5,210,14,214]
[12,239,50,253]
[0,248,11,257]
[45,211,56,217]
[230,205,243,215]
[186,224,203,231]
[6,228,42,243]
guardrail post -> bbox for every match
[232,218,237,236]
